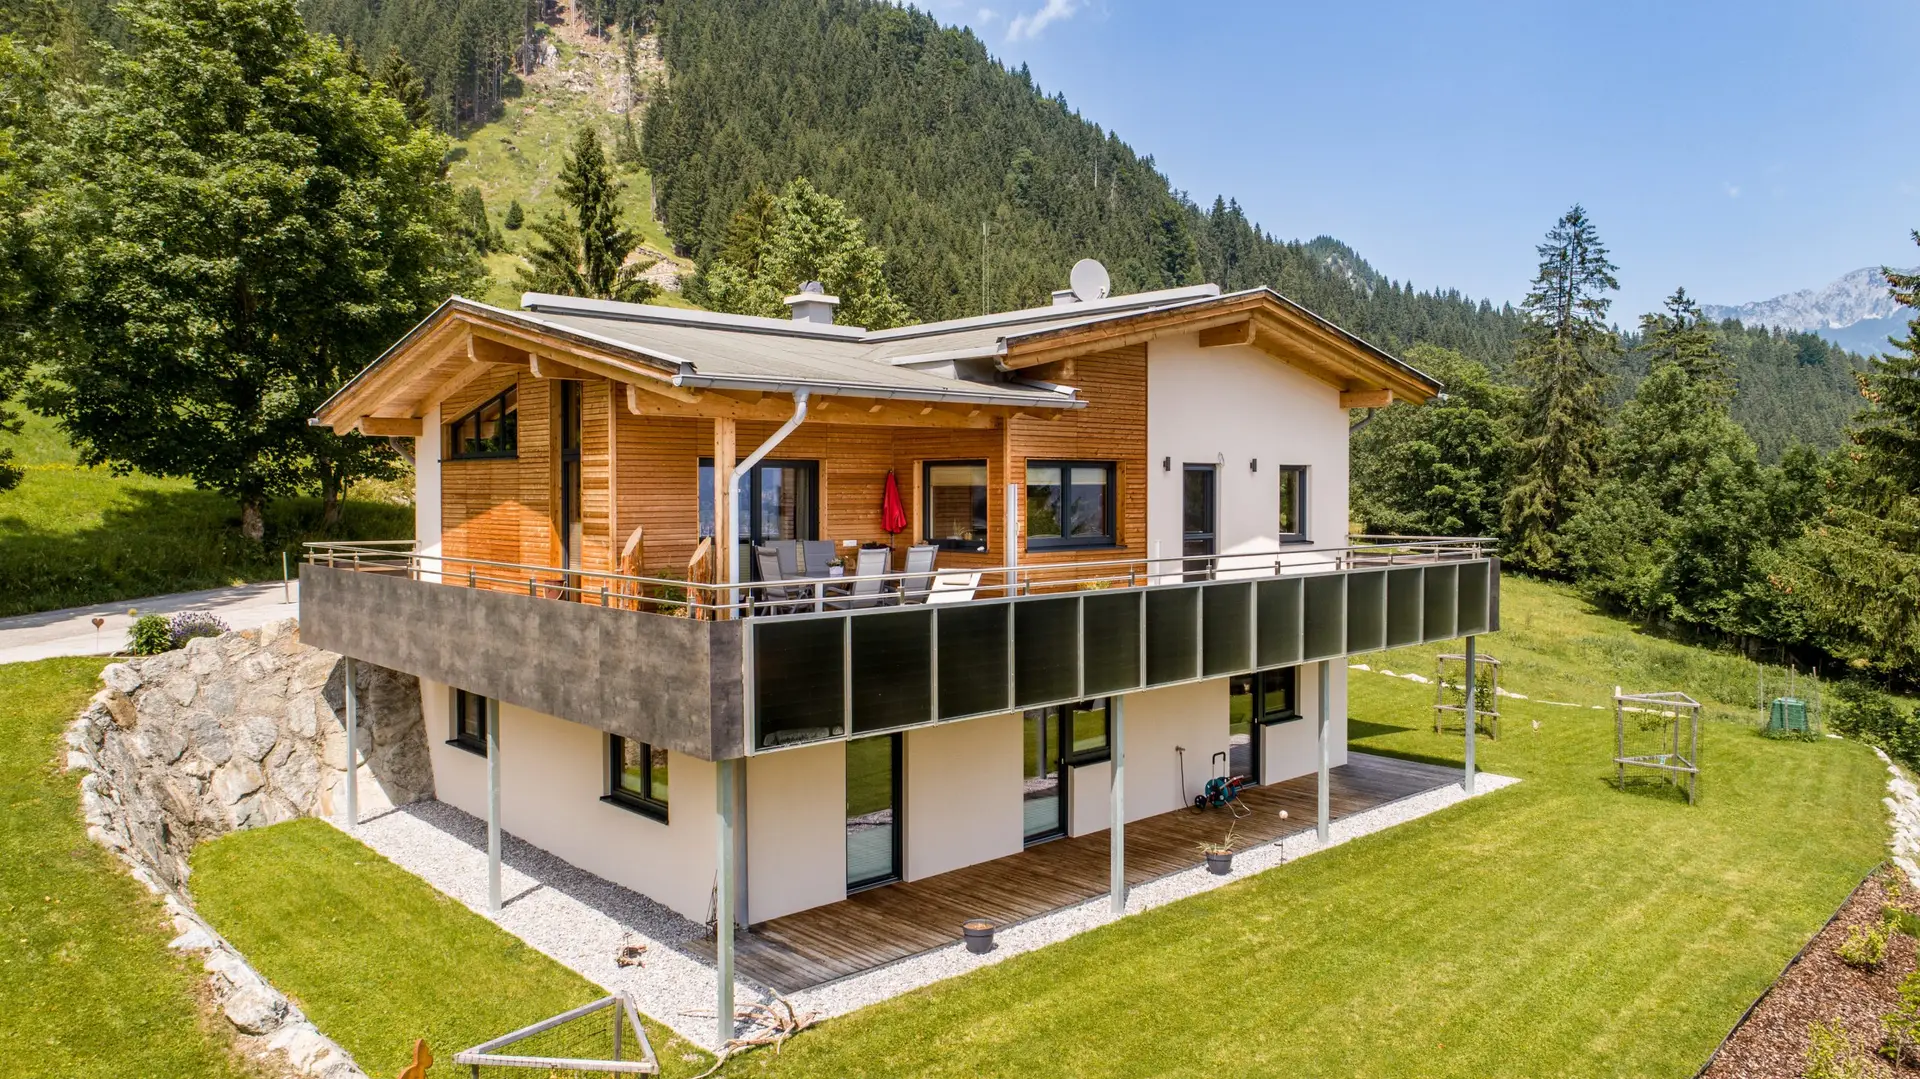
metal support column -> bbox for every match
[486,696,502,913]
[715,758,739,1047]
[1109,695,1127,914]
[342,657,358,828]
[1316,660,1331,844]
[1463,635,1478,795]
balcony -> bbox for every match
[299,537,1498,761]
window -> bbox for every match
[559,381,583,571]
[606,735,669,821]
[447,387,518,459]
[1064,698,1111,762]
[1227,669,1301,786]
[924,460,988,552]
[1277,465,1308,542]
[698,459,819,548]
[1026,461,1116,549]
[450,689,490,754]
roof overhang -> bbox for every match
[993,288,1442,406]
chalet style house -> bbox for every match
[302,270,1499,1034]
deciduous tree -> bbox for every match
[697,178,910,329]
[1350,345,1518,539]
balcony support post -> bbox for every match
[1463,635,1477,795]
[342,657,358,828]
[1109,694,1127,914]
[715,757,740,1047]
[487,696,502,914]
[1317,659,1330,844]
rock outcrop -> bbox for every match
[65,618,432,1079]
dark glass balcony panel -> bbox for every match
[1303,574,1346,661]
[1081,590,1143,695]
[1346,570,1387,654]
[1145,586,1200,686]
[754,616,846,749]
[1255,577,1304,668]
[936,602,1010,720]
[1386,567,1425,649]
[1201,582,1252,677]
[1423,563,1459,640]
[1014,597,1081,707]
[1458,560,1492,635]
[851,608,932,734]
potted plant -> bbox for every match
[961,918,995,954]
[1196,824,1239,875]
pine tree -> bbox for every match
[376,47,432,128]
[1641,286,1729,391]
[514,128,657,301]
[503,198,523,230]
[1501,205,1621,571]
[1781,249,1920,672]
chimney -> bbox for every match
[784,281,840,325]
[1051,289,1079,307]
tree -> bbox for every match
[697,178,911,329]
[1780,250,1920,674]
[0,38,55,494]
[28,0,479,537]
[1502,205,1621,571]
[1350,345,1518,539]
[514,128,657,301]
[504,198,523,230]
[376,47,432,128]
[456,184,497,254]
[1640,286,1730,391]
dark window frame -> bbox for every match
[922,459,990,553]
[1256,667,1302,724]
[697,457,821,547]
[1060,698,1113,765]
[846,732,904,892]
[604,734,669,823]
[446,386,519,460]
[1277,465,1309,543]
[1024,459,1118,550]
[449,689,489,755]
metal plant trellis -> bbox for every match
[1612,688,1701,805]
[1434,653,1500,739]
[454,993,658,1077]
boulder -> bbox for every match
[223,984,288,1035]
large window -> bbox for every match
[1277,465,1308,542]
[606,735,669,821]
[447,387,518,459]
[450,689,491,754]
[698,458,819,548]
[1227,668,1300,785]
[924,460,988,552]
[1026,461,1116,549]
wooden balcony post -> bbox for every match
[713,418,736,615]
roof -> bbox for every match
[313,283,1441,434]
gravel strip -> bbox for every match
[332,772,1518,1052]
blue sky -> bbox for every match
[921,0,1920,320]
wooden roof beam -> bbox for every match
[357,416,423,437]
[1339,389,1393,409]
[626,382,787,421]
[1197,319,1256,348]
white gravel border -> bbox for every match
[332,767,1518,1052]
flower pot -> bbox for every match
[1205,850,1233,875]
[962,919,995,954]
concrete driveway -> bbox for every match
[0,581,301,665]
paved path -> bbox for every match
[0,581,300,665]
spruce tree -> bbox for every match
[514,128,657,301]
[504,198,523,230]
[1782,249,1920,672]
[1501,205,1621,571]
[376,47,431,128]
[698,178,910,329]
[1641,286,1729,390]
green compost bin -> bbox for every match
[1768,697,1809,733]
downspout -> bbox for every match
[726,392,811,605]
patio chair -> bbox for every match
[752,546,806,615]
[801,539,836,578]
[925,570,982,605]
[829,546,893,610]
[899,545,937,603]
[768,539,801,580]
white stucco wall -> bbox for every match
[419,682,717,922]
[1145,334,1350,573]
[1260,664,1348,782]
[1067,759,1110,837]
[904,714,1023,881]
[414,406,442,582]
[746,742,846,922]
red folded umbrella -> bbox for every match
[880,469,908,535]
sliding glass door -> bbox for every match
[699,458,819,569]
[1022,710,1065,844]
[846,734,902,890]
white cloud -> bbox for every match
[1007,0,1077,40]
[977,6,999,22]
[1723,182,1741,199]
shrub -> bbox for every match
[167,610,228,648]
[1883,969,1920,1065]
[127,613,173,655]
[1832,680,1920,769]
[1807,1020,1867,1079]
[1838,917,1893,970]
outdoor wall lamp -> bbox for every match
[1162,456,1171,472]
[1250,458,1258,472]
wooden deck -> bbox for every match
[685,751,1462,993]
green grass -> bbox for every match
[190,820,711,1079]
[0,657,253,1079]
[0,411,412,617]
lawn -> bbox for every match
[0,657,253,1079]
[190,820,712,1079]
[0,411,412,617]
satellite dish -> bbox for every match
[1069,258,1111,302]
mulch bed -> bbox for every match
[1702,870,1918,1078]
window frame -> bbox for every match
[604,734,669,823]
[1276,465,1309,543]
[445,386,519,461]
[922,459,990,553]
[697,457,820,547]
[1024,459,1119,550]
[449,689,489,755]
[1060,698,1113,765]
[1257,667,1302,724]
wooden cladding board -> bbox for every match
[1006,344,1149,577]
[439,370,617,580]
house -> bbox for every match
[301,271,1498,1036]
